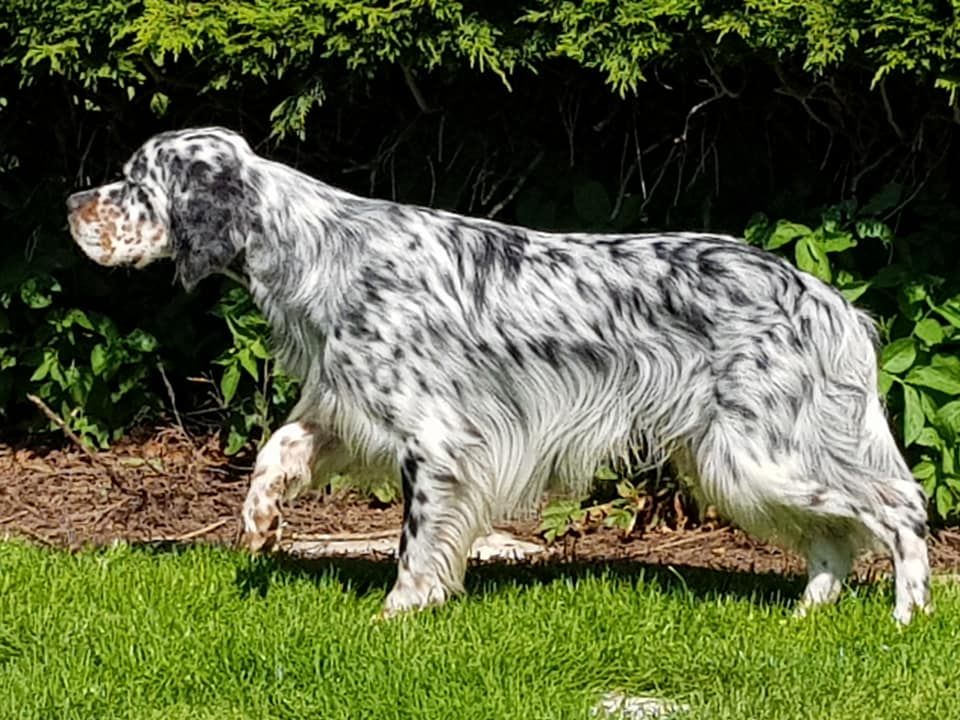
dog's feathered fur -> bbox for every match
[67,127,931,622]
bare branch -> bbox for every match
[26,394,132,495]
[401,65,436,114]
[486,149,544,219]
[879,78,904,140]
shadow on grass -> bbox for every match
[228,548,810,610]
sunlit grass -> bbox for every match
[0,541,956,719]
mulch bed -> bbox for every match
[2,425,959,582]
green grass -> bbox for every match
[0,541,957,720]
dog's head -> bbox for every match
[66,127,257,290]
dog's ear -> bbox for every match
[169,158,249,291]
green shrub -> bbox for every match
[1,0,959,523]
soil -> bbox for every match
[2,426,959,583]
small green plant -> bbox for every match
[537,467,672,544]
[212,285,299,455]
[8,272,160,448]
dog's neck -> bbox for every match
[241,156,367,380]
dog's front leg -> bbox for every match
[241,421,347,552]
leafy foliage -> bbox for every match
[4,0,960,138]
[212,286,299,455]
[1,1,959,525]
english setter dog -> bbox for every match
[67,127,931,623]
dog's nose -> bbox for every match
[66,190,96,213]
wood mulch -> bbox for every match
[2,425,959,583]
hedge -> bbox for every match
[0,1,958,519]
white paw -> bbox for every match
[382,576,449,617]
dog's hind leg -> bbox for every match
[383,434,488,616]
[794,533,856,616]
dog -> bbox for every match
[67,127,931,622]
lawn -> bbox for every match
[0,540,957,720]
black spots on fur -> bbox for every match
[411,368,431,395]
[498,229,528,279]
[893,529,905,560]
[451,378,464,401]
[575,277,596,301]
[468,227,529,310]
[728,287,752,306]
[477,340,495,360]
[415,490,429,505]
[657,276,714,343]
[696,252,729,279]
[808,493,825,507]
[755,352,770,371]
[360,273,383,304]
[606,243,630,263]
[527,336,561,370]
[571,342,607,372]
[504,339,524,368]
[714,389,758,422]
[400,453,418,520]
[912,519,928,539]
[407,512,420,540]
[590,321,606,343]
[129,152,148,181]
[543,247,573,270]
[170,159,249,290]
[392,346,404,361]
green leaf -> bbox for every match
[743,213,770,247]
[594,465,618,481]
[818,229,857,253]
[854,219,893,245]
[935,484,956,520]
[839,279,871,303]
[936,400,960,433]
[880,338,916,374]
[914,426,944,449]
[125,329,158,354]
[220,363,242,405]
[63,309,94,331]
[90,344,108,376]
[794,236,831,282]
[905,365,960,395]
[902,385,924,446]
[237,349,259,380]
[224,425,248,455]
[20,276,61,309]
[914,318,945,346]
[29,350,55,382]
[898,283,928,321]
[150,91,169,116]
[912,459,937,481]
[932,298,960,329]
[766,221,810,251]
[878,369,895,396]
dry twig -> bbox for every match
[26,394,133,495]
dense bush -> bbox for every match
[1,1,958,518]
